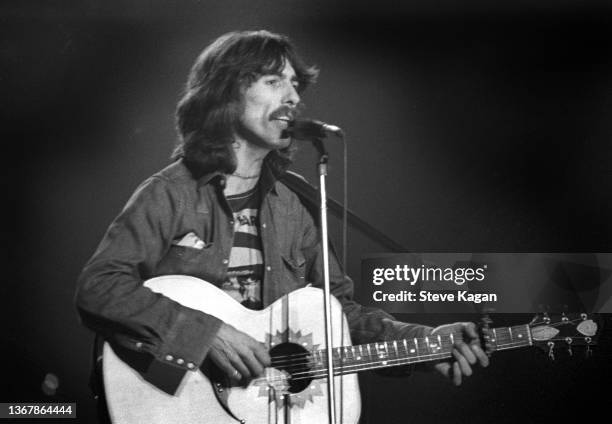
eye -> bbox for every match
[265,77,281,87]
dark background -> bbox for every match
[3,1,612,422]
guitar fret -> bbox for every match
[382,342,389,365]
[525,324,533,346]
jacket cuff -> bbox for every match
[144,310,223,394]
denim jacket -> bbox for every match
[76,160,430,384]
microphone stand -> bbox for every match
[311,137,337,424]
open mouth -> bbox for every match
[273,117,292,129]
[270,106,296,124]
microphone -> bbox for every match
[288,119,344,139]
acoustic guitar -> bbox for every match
[102,275,598,424]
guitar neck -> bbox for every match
[308,324,532,377]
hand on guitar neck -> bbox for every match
[208,322,271,384]
[429,322,490,386]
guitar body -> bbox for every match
[103,275,361,424]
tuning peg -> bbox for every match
[565,337,573,356]
[585,337,593,358]
[547,341,555,360]
[561,312,569,324]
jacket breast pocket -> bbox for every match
[281,250,307,283]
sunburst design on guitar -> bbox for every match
[253,329,324,409]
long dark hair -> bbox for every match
[173,30,318,176]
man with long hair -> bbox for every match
[76,30,488,419]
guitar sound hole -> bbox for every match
[270,343,313,393]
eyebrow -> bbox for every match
[266,72,300,85]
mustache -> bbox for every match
[269,104,306,121]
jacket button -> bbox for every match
[176,358,184,365]
[187,362,195,370]
[266,266,272,272]
[165,354,174,361]
[223,259,229,264]
[135,342,143,349]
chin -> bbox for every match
[276,137,292,149]
[263,135,291,150]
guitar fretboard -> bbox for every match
[303,324,532,378]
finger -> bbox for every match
[456,341,477,365]
[435,362,452,379]
[241,351,265,378]
[253,343,271,367]
[452,348,473,377]
[462,322,479,341]
[452,361,462,386]
[470,342,490,367]
[209,349,243,382]
[227,351,252,380]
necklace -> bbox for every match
[230,172,260,179]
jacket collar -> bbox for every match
[194,160,280,196]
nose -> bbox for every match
[283,82,300,106]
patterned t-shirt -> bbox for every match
[221,186,263,310]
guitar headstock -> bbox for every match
[478,313,600,359]
[528,313,599,359]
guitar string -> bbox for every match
[270,336,507,379]
[268,326,525,366]
[262,338,539,383]
[256,316,596,384]
[269,335,464,367]
[269,328,508,365]
[257,335,588,386]
[267,318,589,365]
[272,337,579,372]
[261,318,594,383]
[255,350,457,385]
[268,317,585,362]
[268,332,588,374]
